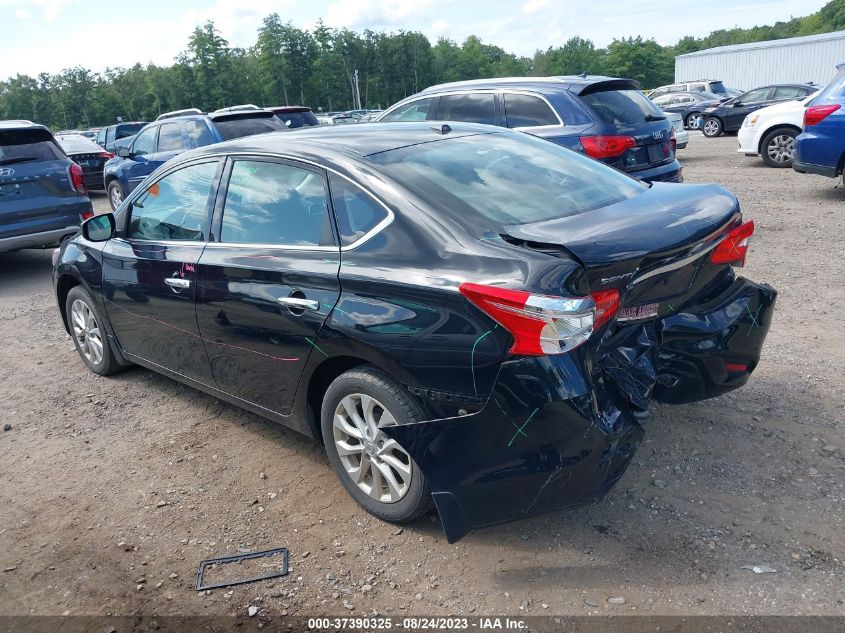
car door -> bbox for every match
[727,87,773,129]
[101,158,223,383]
[123,125,159,193]
[195,157,341,415]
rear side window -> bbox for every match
[381,98,433,122]
[329,174,389,246]
[504,93,559,127]
[220,160,334,247]
[579,89,664,125]
[773,86,805,100]
[212,115,285,141]
[437,93,496,125]
[128,160,218,241]
[0,129,65,165]
[186,120,215,147]
[708,82,727,95]
[157,123,186,152]
[814,70,845,102]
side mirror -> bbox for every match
[116,146,132,158]
[82,213,115,242]
[732,100,743,107]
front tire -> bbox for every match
[107,180,125,211]
[761,127,797,168]
[701,117,723,137]
[685,112,700,129]
[66,286,121,376]
[321,367,433,523]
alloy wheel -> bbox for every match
[109,185,123,209]
[332,393,413,504]
[766,134,795,164]
[70,299,104,365]
[702,119,720,136]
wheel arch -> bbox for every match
[836,149,845,177]
[756,124,801,154]
[56,273,82,334]
[305,355,372,442]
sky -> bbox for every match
[0,0,830,79]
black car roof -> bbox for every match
[179,122,498,164]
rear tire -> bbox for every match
[760,127,797,168]
[321,367,433,523]
[66,286,122,376]
[107,180,125,211]
[685,112,700,129]
[701,117,723,138]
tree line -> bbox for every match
[1,0,843,131]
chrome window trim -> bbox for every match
[378,89,499,122]
[149,151,395,252]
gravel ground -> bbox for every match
[0,132,843,618]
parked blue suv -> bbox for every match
[1,120,92,254]
[377,76,682,183]
[793,63,845,185]
[103,107,286,209]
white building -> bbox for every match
[675,30,845,91]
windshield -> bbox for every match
[579,89,665,124]
[0,128,65,165]
[707,81,726,95]
[116,123,146,139]
[369,132,646,228]
[213,115,285,140]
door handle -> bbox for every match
[164,277,191,289]
[277,297,319,311]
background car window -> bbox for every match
[221,160,334,247]
[276,111,319,128]
[0,129,65,163]
[649,88,668,98]
[504,93,559,127]
[96,128,106,145]
[132,127,157,156]
[437,93,496,125]
[186,120,215,147]
[688,83,706,91]
[212,115,285,141]
[127,161,218,241]
[740,88,771,102]
[157,123,186,152]
[652,95,673,106]
[116,123,145,139]
[773,86,805,100]
[380,98,433,122]
[329,174,389,246]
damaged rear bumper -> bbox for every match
[384,275,777,543]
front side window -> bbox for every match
[127,160,218,241]
[380,98,433,122]
[220,160,334,247]
[329,174,389,246]
[132,127,157,157]
[504,93,559,128]
[740,88,772,103]
[437,93,496,125]
[157,123,186,152]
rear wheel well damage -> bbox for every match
[56,274,81,333]
[306,356,370,442]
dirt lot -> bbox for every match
[1,133,843,618]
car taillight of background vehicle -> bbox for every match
[99,151,114,160]
[580,135,636,159]
[804,104,840,127]
[711,220,754,267]
[670,128,677,154]
[459,283,619,355]
[67,163,87,195]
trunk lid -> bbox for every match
[501,182,740,312]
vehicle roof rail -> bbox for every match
[156,108,204,121]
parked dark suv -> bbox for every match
[1,120,92,254]
[95,122,148,153]
[377,75,682,183]
[103,108,286,210]
[700,83,817,137]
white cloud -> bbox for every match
[325,0,448,30]
[0,0,74,21]
[522,0,552,13]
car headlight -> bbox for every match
[744,115,759,128]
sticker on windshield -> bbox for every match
[617,302,660,322]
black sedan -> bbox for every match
[53,123,776,542]
[650,91,724,128]
[700,83,816,137]
[55,133,113,190]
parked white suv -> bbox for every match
[737,91,819,167]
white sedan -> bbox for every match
[737,91,818,167]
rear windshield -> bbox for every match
[56,134,103,154]
[0,128,65,165]
[116,123,146,139]
[212,114,285,140]
[276,111,319,128]
[579,89,665,125]
[369,132,645,228]
[707,81,726,95]
[813,69,845,103]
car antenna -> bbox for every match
[431,124,452,135]
[578,71,588,78]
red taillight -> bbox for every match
[98,151,114,160]
[711,220,754,267]
[725,361,748,373]
[80,209,94,221]
[68,163,87,195]
[580,135,636,159]
[591,289,620,330]
[804,104,840,127]
[459,282,596,356]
